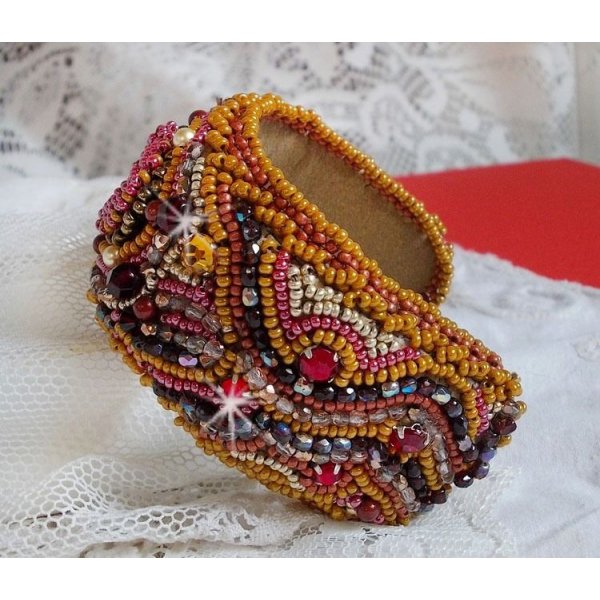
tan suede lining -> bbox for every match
[260,120,436,295]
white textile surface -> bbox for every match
[0,176,598,558]
[2,42,600,179]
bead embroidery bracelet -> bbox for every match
[88,93,524,525]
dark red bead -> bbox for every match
[299,346,339,383]
[144,199,162,224]
[389,426,429,454]
[356,499,381,523]
[156,196,188,233]
[92,234,104,254]
[132,296,156,321]
[106,264,144,300]
[491,415,517,436]
[188,109,207,125]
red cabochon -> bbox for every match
[400,159,600,289]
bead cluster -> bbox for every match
[88,93,524,525]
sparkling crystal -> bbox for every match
[417,377,436,396]
[293,406,312,422]
[331,449,350,463]
[445,399,463,418]
[388,405,408,419]
[254,411,271,430]
[357,387,378,402]
[369,409,388,424]
[454,472,474,488]
[242,218,261,241]
[336,387,356,402]
[472,461,490,479]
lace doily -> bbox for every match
[1,176,599,557]
[2,42,597,180]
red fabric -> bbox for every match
[400,159,600,288]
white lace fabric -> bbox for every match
[1,176,598,557]
[1,43,600,557]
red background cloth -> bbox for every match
[400,159,600,289]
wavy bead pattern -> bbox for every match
[88,93,524,525]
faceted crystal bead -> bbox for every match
[292,433,313,452]
[417,377,436,396]
[184,303,206,321]
[276,397,294,414]
[454,472,474,488]
[202,339,224,360]
[472,461,490,479]
[313,385,335,402]
[357,387,378,402]
[400,377,418,394]
[312,411,331,426]
[242,287,259,307]
[178,353,198,367]
[272,421,292,444]
[313,438,333,454]
[445,399,463,418]
[242,218,261,241]
[336,387,356,402]
[246,367,268,390]
[185,335,206,354]
[431,385,452,405]
[298,346,339,383]
[106,264,144,300]
[491,414,517,435]
[293,376,314,396]
[381,381,400,398]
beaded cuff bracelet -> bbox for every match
[88,93,525,525]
